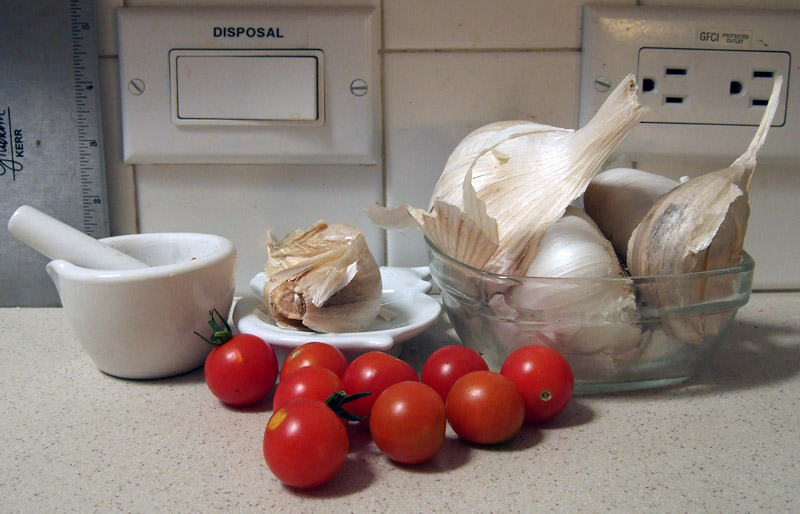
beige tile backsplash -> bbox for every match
[98,0,800,292]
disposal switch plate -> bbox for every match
[171,50,324,125]
[117,7,379,164]
[580,6,799,162]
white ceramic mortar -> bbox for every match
[46,233,236,379]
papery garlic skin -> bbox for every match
[437,74,646,276]
[584,168,678,262]
[264,221,382,333]
[365,74,646,277]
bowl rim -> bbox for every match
[46,232,236,283]
[424,236,755,282]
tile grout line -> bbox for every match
[379,0,389,266]
[383,47,580,54]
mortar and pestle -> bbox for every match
[8,205,237,379]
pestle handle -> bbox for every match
[8,205,149,270]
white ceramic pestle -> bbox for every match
[7,205,149,270]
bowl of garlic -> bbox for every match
[367,74,782,393]
[426,236,754,392]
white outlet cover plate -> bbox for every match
[117,7,380,164]
[580,6,799,162]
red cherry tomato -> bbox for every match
[272,366,344,412]
[281,342,349,379]
[204,333,278,406]
[341,351,418,422]
[263,398,349,488]
[446,370,524,445]
[500,345,574,423]
[421,345,489,400]
[370,381,446,464]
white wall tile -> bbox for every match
[384,0,635,50]
[135,164,383,295]
[383,51,581,267]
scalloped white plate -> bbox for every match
[232,267,441,359]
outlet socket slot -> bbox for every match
[753,70,775,79]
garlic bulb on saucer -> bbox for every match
[264,221,382,333]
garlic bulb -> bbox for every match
[366,74,646,276]
[627,76,783,343]
[497,207,641,364]
[264,221,382,333]
[584,168,678,262]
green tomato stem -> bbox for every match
[194,308,233,347]
[325,391,371,422]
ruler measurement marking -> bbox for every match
[69,0,106,237]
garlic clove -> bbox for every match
[584,168,679,262]
[629,75,782,279]
[264,221,382,333]
[627,76,783,343]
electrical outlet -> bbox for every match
[637,48,789,126]
[579,6,800,162]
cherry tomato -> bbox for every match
[280,342,349,379]
[203,333,278,406]
[272,366,344,412]
[500,345,574,423]
[446,370,524,445]
[198,309,279,406]
[263,398,349,488]
[421,345,489,400]
[341,351,418,421]
[370,381,446,464]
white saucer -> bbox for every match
[232,267,442,358]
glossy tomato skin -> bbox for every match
[272,366,344,412]
[446,370,525,445]
[370,381,446,464]
[500,345,574,423]
[263,398,349,488]
[421,345,489,400]
[204,334,279,406]
[341,351,418,421]
[280,342,349,379]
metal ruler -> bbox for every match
[1,0,108,306]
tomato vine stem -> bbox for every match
[325,391,371,422]
[194,308,233,347]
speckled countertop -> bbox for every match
[2,292,799,513]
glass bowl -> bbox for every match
[426,237,754,393]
